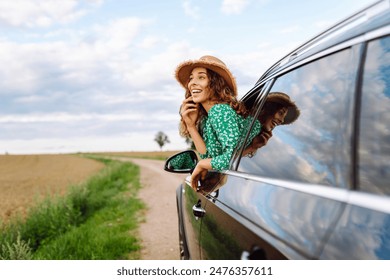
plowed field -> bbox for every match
[0,154,104,222]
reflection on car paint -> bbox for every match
[213,176,345,258]
[359,36,390,195]
[320,204,390,259]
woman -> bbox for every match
[195,92,300,193]
[175,55,261,189]
[243,92,300,157]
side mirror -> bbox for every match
[164,150,198,173]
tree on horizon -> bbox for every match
[154,131,170,151]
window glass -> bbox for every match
[359,36,390,195]
[238,48,359,188]
[230,83,269,167]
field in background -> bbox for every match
[0,154,104,223]
[0,151,181,223]
[92,150,182,160]
[0,157,144,260]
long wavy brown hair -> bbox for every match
[179,68,247,138]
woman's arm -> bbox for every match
[180,97,207,154]
[191,158,212,190]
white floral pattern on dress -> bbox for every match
[199,104,261,170]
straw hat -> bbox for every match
[175,55,237,96]
[265,92,300,125]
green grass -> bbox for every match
[0,157,145,260]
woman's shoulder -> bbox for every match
[209,103,236,116]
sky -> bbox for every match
[0,0,376,154]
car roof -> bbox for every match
[256,0,390,84]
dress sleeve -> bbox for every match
[198,152,208,159]
[198,118,209,159]
[209,105,241,170]
[245,118,262,148]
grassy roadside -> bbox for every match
[0,156,144,260]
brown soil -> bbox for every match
[0,154,104,222]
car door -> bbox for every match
[200,44,362,259]
[194,84,288,260]
[320,35,390,259]
[179,176,208,259]
[198,171,289,259]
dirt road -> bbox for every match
[124,158,187,260]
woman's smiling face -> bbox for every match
[187,67,212,104]
[262,107,288,131]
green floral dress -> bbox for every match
[199,103,261,170]
[168,152,196,170]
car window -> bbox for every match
[237,47,360,188]
[230,83,269,167]
[358,36,390,195]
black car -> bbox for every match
[165,0,390,260]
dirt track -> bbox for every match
[123,158,187,260]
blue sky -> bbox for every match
[0,0,375,154]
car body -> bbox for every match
[165,0,390,259]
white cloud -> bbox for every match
[183,0,200,20]
[93,17,151,51]
[0,41,47,94]
[0,122,187,154]
[0,16,153,96]
[221,0,250,15]
[228,41,300,94]
[0,131,186,154]
[315,20,333,29]
[0,112,145,123]
[122,41,207,88]
[279,25,301,34]
[85,0,103,4]
[0,0,100,28]
[137,36,161,49]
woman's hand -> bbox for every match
[180,97,199,128]
[180,97,207,155]
[190,159,211,191]
[253,129,273,149]
[243,129,273,157]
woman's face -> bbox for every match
[187,67,212,104]
[262,107,288,131]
